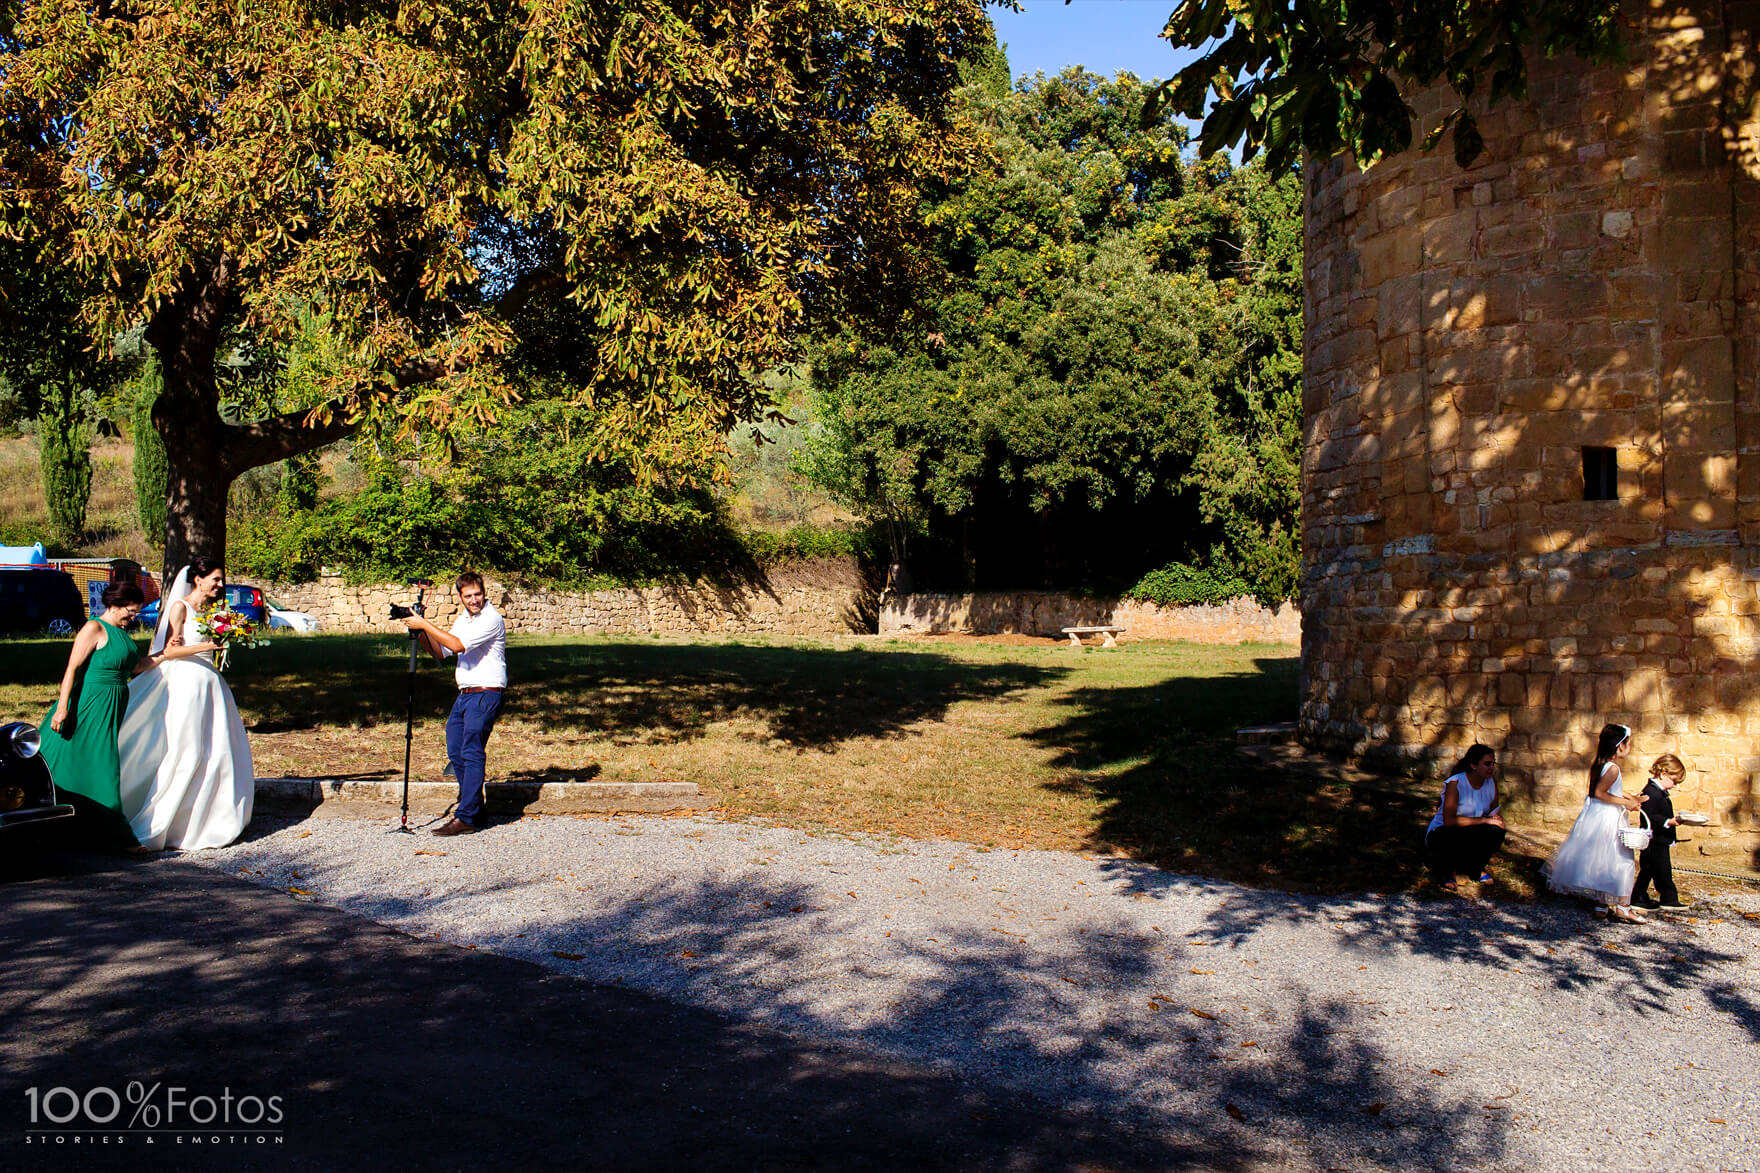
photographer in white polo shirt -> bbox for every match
[400,571,506,836]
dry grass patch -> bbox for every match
[0,436,154,561]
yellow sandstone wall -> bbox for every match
[1301,0,1760,863]
[246,560,874,638]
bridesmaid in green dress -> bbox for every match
[39,581,179,850]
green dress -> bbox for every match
[40,619,140,848]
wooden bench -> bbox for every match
[1061,625,1126,648]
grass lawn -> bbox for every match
[2,631,1544,895]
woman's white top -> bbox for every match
[1426,771,1496,839]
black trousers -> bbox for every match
[1426,824,1506,880]
[1634,841,1678,904]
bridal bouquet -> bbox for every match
[197,603,270,670]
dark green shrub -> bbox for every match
[1125,562,1251,608]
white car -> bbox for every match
[266,598,319,633]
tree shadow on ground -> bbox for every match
[1090,857,1760,1046]
[211,636,1066,751]
[0,857,1182,1172]
[1019,657,1555,892]
[210,851,1513,1172]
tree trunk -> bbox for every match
[147,259,234,583]
[159,423,234,582]
[145,256,357,583]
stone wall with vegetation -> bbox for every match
[880,593,1300,645]
[247,559,872,638]
[1300,0,1760,860]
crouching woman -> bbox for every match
[1424,743,1506,892]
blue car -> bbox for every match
[134,584,265,632]
[224,584,267,624]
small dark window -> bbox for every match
[1583,446,1618,501]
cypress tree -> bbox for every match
[37,385,92,548]
[132,354,168,545]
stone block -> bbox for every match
[1359,230,1423,287]
[1422,211,1478,264]
[1660,338,1737,405]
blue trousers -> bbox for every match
[445,690,502,826]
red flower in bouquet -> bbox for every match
[197,603,270,671]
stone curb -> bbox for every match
[255,777,702,815]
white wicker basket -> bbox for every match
[1618,810,1653,853]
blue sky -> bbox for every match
[986,1,1200,86]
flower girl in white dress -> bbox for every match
[1544,722,1648,922]
[117,558,256,850]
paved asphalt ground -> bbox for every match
[0,847,1202,1173]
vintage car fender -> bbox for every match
[0,722,75,832]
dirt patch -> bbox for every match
[885,631,1066,647]
[758,555,869,591]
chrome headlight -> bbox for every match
[5,723,40,760]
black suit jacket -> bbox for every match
[1638,780,1676,848]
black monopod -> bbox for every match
[389,578,433,834]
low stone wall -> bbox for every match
[247,560,873,637]
[879,592,1300,645]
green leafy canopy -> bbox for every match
[1151,0,1625,172]
[802,66,1304,601]
[0,0,996,570]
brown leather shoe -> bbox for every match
[431,818,478,837]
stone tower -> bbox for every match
[1300,0,1760,862]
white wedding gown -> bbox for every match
[117,611,255,850]
[1543,763,1636,905]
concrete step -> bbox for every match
[1235,721,1299,747]
[255,777,701,816]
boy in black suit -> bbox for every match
[1635,754,1686,910]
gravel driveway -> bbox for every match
[178,813,1760,1172]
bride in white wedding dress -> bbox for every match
[118,558,256,850]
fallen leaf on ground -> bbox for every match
[1363,1102,1384,1116]
[297,831,311,838]
[288,887,311,896]
[1240,1041,1258,1047]
[1190,1008,1216,1020]
[414,850,446,856]
[1190,968,1215,975]
[552,951,586,961]
[1430,1069,1449,1076]
[1225,1104,1246,1122]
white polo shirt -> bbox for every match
[445,602,507,689]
